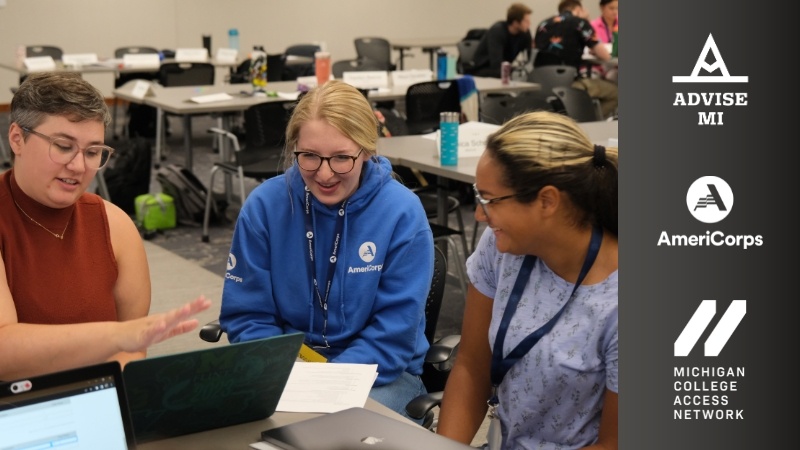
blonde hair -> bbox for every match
[485,111,618,235]
[283,80,379,168]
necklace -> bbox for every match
[12,198,71,240]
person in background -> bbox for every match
[590,0,619,82]
[534,0,618,118]
[1,72,211,381]
[219,80,434,421]
[591,0,618,45]
[471,3,533,78]
[437,111,618,449]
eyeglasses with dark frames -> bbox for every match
[293,148,364,174]
[473,183,536,219]
[22,126,114,170]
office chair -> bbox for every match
[479,91,555,125]
[26,45,63,60]
[456,39,480,74]
[283,44,321,80]
[202,101,294,242]
[404,80,461,135]
[463,28,488,41]
[353,37,395,71]
[113,46,160,139]
[331,58,385,78]
[404,245,460,430]
[527,65,578,95]
[551,86,603,123]
[229,54,286,84]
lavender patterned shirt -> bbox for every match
[467,230,618,450]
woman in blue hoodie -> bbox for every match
[219,80,434,419]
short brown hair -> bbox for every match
[507,3,532,24]
[558,0,583,13]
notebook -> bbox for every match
[0,361,136,450]
[259,407,474,450]
[123,332,304,443]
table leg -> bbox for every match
[183,115,193,171]
[154,108,163,169]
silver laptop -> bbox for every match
[0,361,136,449]
[260,407,474,449]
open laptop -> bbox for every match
[259,407,474,449]
[0,361,136,449]
[123,332,303,443]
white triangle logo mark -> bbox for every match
[673,34,748,83]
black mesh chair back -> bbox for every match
[26,45,63,60]
[528,65,578,95]
[463,28,488,41]
[114,46,160,87]
[423,246,448,346]
[158,62,215,87]
[354,37,394,71]
[456,39,480,74]
[239,101,292,168]
[552,86,602,122]
[331,58,385,78]
[479,92,555,125]
[283,44,321,79]
[404,80,461,135]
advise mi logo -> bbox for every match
[657,176,763,249]
[672,34,748,125]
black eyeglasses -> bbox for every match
[473,183,535,219]
[294,148,364,174]
[22,126,114,170]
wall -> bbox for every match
[0,0,599,104]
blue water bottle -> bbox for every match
[437,50,448,80]
[228,28,240,51]
[439,112,459,166]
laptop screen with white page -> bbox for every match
[0,361,136,449]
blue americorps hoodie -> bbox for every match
[220,156,434,385]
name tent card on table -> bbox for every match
[391,69,433,88]
[215,48,238,64]
[429,122,500,159]
[62,53,99,66]
[123,53,160,69]
[130,80,155,100]
[23,56,56,72]
[342,71,389,90]
[175,48,209,62]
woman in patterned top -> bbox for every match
[437,111,618,450]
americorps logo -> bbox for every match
[657,176,763,249]
[686,176,733,223]
[672,34,749,126]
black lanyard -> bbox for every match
[490,225,604,395]
[303,187,347,349]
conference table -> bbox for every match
[138,399,412,449]
[377,120,619,233]
[112,76,540,171]
[391,36,462,70]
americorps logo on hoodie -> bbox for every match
[349,241,383,274]
[225,253,243,282]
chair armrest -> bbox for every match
[405,391,443,426]
[199,320,223,342]
[425,334,460,365]
[207,127,241,152]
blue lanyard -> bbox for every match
[490,225,604,395]
[303,187,347,349]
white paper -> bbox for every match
[189,93,234,103]
[343,71,389,89]
[62,53,99,66]
[277,91,301,101]
[421,121,500,158]
[175,48,209,62]
[123,53,160,69]
[276,362,378,413]
[215,48,238,64]
[23,56,56,71]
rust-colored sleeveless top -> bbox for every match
[1,170,118,323]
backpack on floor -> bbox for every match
[155,164,227,226]
[99,137,152,214]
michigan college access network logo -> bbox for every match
[672,34,748,125]
[686,176,733,223]
[674,300,746,356]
